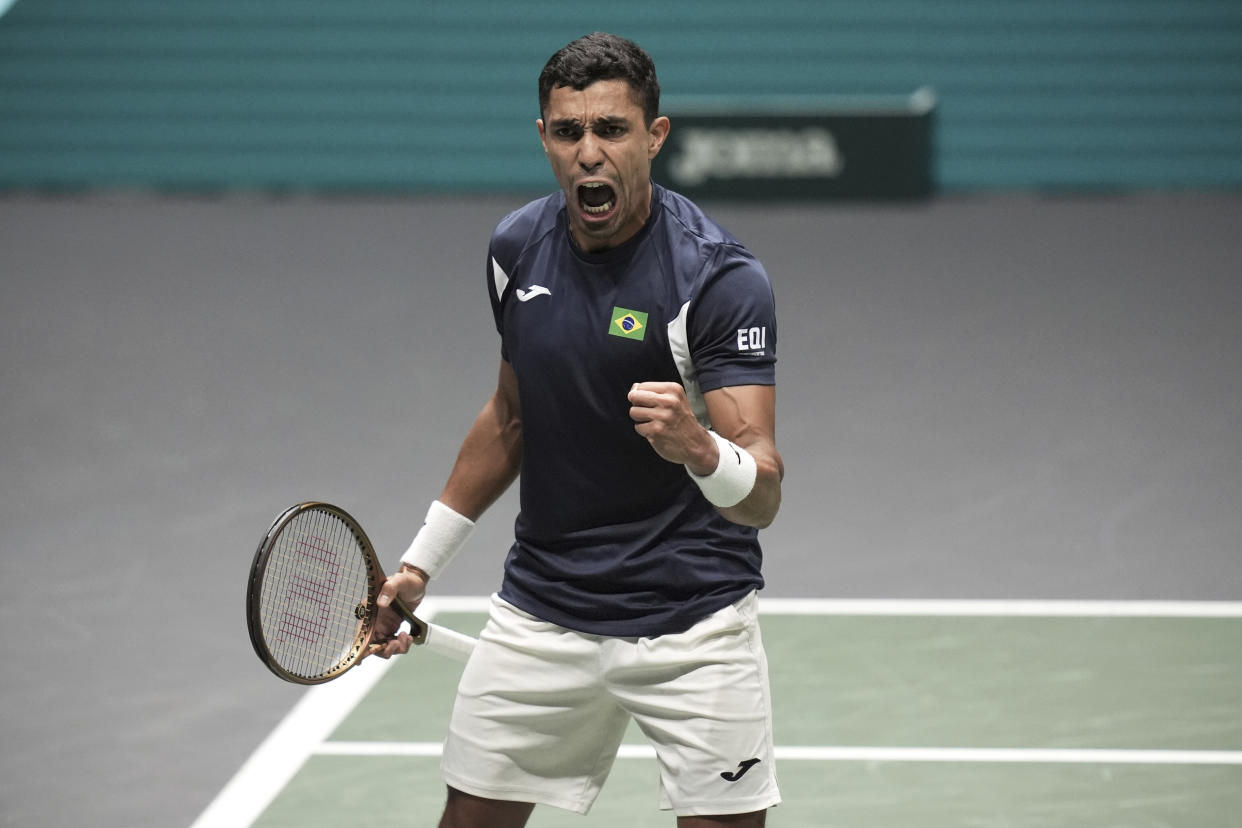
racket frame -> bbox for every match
[246,501,430,685]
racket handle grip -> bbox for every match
[422,623,477,662]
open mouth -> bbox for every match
[578,182,616,218]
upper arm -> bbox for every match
[687,247,781,526]
[494,357,521,427]
[702,384,780,471]
[686,249,776,398]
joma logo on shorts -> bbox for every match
[720,758,761,782]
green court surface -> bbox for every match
[237,601,1242,827]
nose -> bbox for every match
[577,131,604,172]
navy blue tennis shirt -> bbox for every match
[488,183,777,637]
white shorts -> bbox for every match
[440,591,781,817]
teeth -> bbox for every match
[579,182,614,215]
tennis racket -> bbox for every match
[246,501,477,685]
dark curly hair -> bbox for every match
[538,33,661,126]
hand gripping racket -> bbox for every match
[246,502,477,684]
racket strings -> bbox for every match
[259,509,373,679]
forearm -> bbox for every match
[438,389,522,521]
[715,436,783,529]
[374,388,521,659]
[695,384,783,529]
[397,361,520,590]
[685,425,783,529]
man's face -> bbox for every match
[537,79,670,253]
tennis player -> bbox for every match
[372,32,784,827]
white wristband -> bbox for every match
[399,500,475,580]
[687,431,758,508]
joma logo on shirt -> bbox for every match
[736,326,768,352]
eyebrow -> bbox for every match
[548,115,632,131]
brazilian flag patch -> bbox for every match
[609,307,649,341]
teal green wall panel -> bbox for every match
[1,0,1239,192]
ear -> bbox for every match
[536,118,548,154]
[647,116,670,160]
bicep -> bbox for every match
[702,384,782,476]
[494,358,521,427]
[702,384,774,443]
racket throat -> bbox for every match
[394,595,429,644]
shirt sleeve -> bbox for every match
[688,243,777,393]
[486,237,513,362]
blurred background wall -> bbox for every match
[1,0,1239,194]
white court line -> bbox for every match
[379,596,1242,618]
[757,598,1242,617]
[191,597,1242,827]
[188,600,434,828]
[316,741,1242,766]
